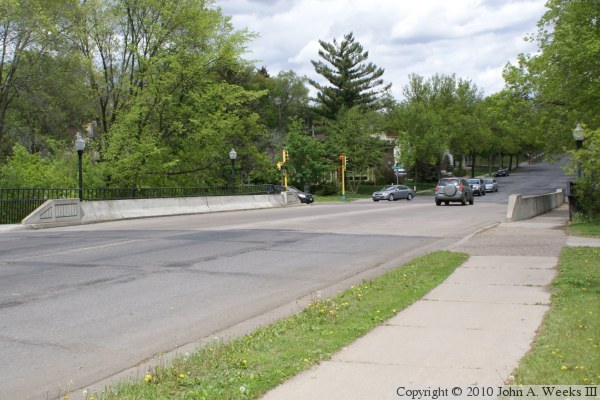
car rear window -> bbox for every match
[438,178,456,186]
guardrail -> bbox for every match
[0,185,280,224]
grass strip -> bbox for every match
[567,219,600,238]
[92,251,467,400]
[513,246,600,384]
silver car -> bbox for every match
[435,177,474,206]
[483,178,498,192]
[468,178,486,196]
[372,185,414,201]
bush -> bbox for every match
[313,182,338,195]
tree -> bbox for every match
[391,74,460,181]
[310,32,391,119]
[244,69,310,149]
[482,90,542,171]
[323,107,387,193]
[0,0,75,156]
[446,78,489,178]
[64,0,269,187]
[568,126,600,218]
[503,0,600,154]
[285,118,328,191]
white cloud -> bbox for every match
[216,0,546,99]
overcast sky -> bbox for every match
[215,0,546,100]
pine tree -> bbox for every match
[309,32,391,119]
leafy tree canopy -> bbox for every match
[503,0,600,153]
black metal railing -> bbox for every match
[0,184,280,224]
[0,188,80,225]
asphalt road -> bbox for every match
[0,160,573,399]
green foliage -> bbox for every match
[567,127,600,218]
[0,144,74,188]
[322,107,388,193]
[0,0,77,155]
[0,0,280,188]
[310,32,391,119]
[568,217,600,237]
[285,118,328,191]
[503,0,600,155]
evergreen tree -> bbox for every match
[310,32,391,119]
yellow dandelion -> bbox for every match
[179,373,185,379]
[144,373,152,382]
[303,358,309,363]
[561,366,568,370]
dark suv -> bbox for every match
[435,177,474,206]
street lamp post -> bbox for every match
[274,97,282,133]
[229,148,237,190]
[75,134,86,201]
[572,124,584,178]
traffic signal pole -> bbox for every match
[282,148,289,190]
[339,155,347,201]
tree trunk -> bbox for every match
[471,153,476,178]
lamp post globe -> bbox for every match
[572,124,584,147]
[229,148,237,188]
[75,135,86,201]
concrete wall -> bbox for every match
[21,198,82,226]
[506,189,565,222]
[22,194,290,228]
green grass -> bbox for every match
[567,218,600,238]
[512,246,600,385]
[87,251,468,400]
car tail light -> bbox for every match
[459,185,463,191]
[435,185,439,191]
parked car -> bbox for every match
[483,178,499,192]
[434,177,474,206]
[372,185,414,201]
[494,168,509,177]
[467,178,486,196]
[287,186,314,204]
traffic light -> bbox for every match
[282,149,289,163]
[339,155,347,171]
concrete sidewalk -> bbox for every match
[262,205,591,399]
